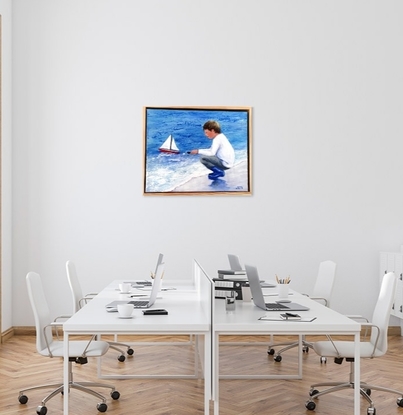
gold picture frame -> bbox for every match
[143,106,252,196]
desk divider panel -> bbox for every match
[193,259,214,401]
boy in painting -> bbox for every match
[190,120,235,180]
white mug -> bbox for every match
[117,303,134,317]
[119,282,131,293]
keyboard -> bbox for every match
[265,303,288,310]
[129,300,149,307]
[138,281,152,286]
[131,280,152,286]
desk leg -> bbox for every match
[204,333,211,415]
[298,334,303,378]
[63,332,69,415]
[354,332,360,415]
[213,332,219,415]
[97,333,101,378]
[195,334,200,379]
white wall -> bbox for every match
[8,0,403,327]
[0,0,13,332]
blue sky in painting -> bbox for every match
[144,108,249,192]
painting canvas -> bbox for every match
[143,106,252,195]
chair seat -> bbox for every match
[313,340,384,359]
[39,340,110,358]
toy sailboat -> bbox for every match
[158,135,180,154]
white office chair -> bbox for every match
[305,272,403,415]
[267,260,337,362]
[19,272,120,415]
[66,260,134,361]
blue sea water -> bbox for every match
[144,108,250,192]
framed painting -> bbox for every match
[143,106,252,195]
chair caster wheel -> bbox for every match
[127,348,134,356]
[111,390,120,400]
[302,346,309,353]
[267,348,275,355]
[306,400,316,410]
[309,389,319,397]
[18,394,28,404]
[397,397,403,407]
[320,356,327,364]
[97,402,108,412]
[274,355,282,362]
[36,405,47,415]
[118,354,126,362]
[367,407,376,415]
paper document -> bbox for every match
[258,315,317,322]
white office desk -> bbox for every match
[63,275,212,415]
[212,295,361,415]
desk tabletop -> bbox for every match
[96,279,199,298]
[214,293,361,334]
[63,279,210,334]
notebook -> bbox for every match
[106,262,164,310]
[245,264,309,312]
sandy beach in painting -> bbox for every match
[171,160,249,193]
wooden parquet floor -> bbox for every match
[1,333,403,414]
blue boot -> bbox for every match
[208,167,225,180]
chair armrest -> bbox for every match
[360,322,381,356]
[324,321,380,358]
[79,293,97,308]
[346,315,371,336]
[309,296,328,306]
[50,320,68,341]
[43,323,98,358]
[53,315,72,338]
[53,315,72,322]
[346,314,369,322]
[301,293,328,306]
[43,323,60,356]
[50,321,64,327]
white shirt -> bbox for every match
[198,133,235,168]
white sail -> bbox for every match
[159,135,179,152]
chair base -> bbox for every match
[268,336,313,362]
[108,341,134,362]
[94,333,134,362]
[18,361,119,410]
[306,361,403,413]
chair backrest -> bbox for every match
[371,271,396,354]
[26,272,54,355]
[66,260,84,313]
[311,260,337,306]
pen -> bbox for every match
[276,276,291,284]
